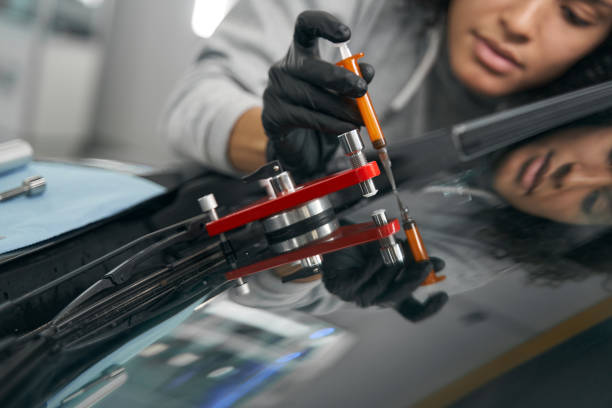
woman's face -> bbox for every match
[493,126,612,224]
[447,0,612,96]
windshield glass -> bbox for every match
[0,2,611,407]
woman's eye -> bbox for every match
[562,5,594,27]
[582,189,601,215]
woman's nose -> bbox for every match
[557,163,612,189]
[499,0,545,43]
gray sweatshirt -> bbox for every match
[161,0,501,175]
[161,0,512,313]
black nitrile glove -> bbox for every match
[322,240,448,322]
[263,10,375,179]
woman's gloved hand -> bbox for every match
[263,10,374,179]
[322,240,448,322]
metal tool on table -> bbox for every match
[0,176,46,202]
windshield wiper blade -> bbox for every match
[59,255,229,349]
[0,214,211,316]
[53,219,210,323]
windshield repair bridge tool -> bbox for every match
[198,143,435,290]
[205,158,396,285]
[198,128,448,292]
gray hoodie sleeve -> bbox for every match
[161,0,373,175]
[227,270,346,315]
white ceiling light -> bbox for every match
[192,0,238,39]
[78,0,104,8]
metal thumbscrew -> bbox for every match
[0,176,46,202]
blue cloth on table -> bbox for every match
[0,161,166,254]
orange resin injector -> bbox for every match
[399,204,445,285]
[335,42,443,285]
[334,42,396,191]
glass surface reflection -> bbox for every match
[0,1,612,407]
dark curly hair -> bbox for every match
[472,205,611,288]
[531,36,612,98]
[465,111,612,287]
[415,0,450,19]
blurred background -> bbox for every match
[0,0,237,166]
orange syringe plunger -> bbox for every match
[335,44,387,150]
[401,212,446,286]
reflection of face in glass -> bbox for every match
[493,126,612,225]
[447,0,612,96]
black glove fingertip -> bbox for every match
[294,11,351,47]
[338,75,367,98]
[410,292,448,322]
[358,63,375,84]
[355,77,368,95]
[396,292,448,322]
[335,24,351,42]
[425,292,449,310]
[416,260,435,281]
[430,256,446,273]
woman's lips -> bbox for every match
[517,151,554,194]
[473,33,522,75]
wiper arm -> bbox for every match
[53,218,209,323]
[0,214,211,316]
[58,253,229,349]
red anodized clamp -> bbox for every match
[226,219,401,280]
[206,162,380,236]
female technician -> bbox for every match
[161,0,612,320]
[163,0,612,176]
